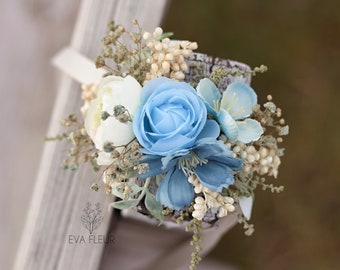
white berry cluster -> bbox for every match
[143,27,198,84]
[188,175,235,220]
[232,143,281,178]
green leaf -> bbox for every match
[111,182,124,198]
[158,32,174,41]
[155,174,165,186]
[110,199,139,210]
[130,184,144,196]
[145,191,164,221]
[123,167,137,178]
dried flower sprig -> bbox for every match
[46,113,98,172]
[210,65,268,86]
[186,218,203,270]
[143,27,197,83]
[95,20,197,85]
[95,20,150,84]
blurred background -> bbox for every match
[164,1,340,269]
[0,1,80,269]
[1,0,339,269]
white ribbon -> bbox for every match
[52,47,106,84]
[239,196,253,220]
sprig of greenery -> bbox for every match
[237,214,255,236]
[186,218,203,270]
[110,177,164,221]
[210,65,268,86]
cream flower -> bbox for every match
[85,75,142,165]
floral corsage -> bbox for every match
[50,20,289,269]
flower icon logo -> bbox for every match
[81,202,104,234]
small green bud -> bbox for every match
[111,150,120,159]
[113,105,127,116]
[108,20,115,31]
[116,114,131,123]
[91,182,99,192]
[101,111,110,120]
[68,113,77,122]
[95,56,105,68]
[103,36,113,46]
[103,142,115,153]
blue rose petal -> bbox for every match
[196,120,220,140]
[140,77,172,104]
[148,135,193,156]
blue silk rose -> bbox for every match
[133,77,207,155]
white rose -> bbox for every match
[85,75,142,165]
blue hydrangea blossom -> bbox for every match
[197,79,263,143]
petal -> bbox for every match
[142,77,196,106]
[196,120,220,140]
[132,106,144,143]
[220,82,257,120]
[97,76,124,97]
[217,109,239,141]
[236,118,263,143]
[196,78,220,116]
[120,75,142,114]
[147,134,194,156]
[156,167,194,210]
[96,151,114,166]
[156,169,173,209]
[101,117,135,147]
[141,77,172,104]
[93,125,104,150]
[102,75,141,114]
[194,139,230,159]
[195,161,235,192]
[138,155,164,178]
[239,196,253,220]
[84,98,102,141]
[161,150,190,171]
[209,154,243,171]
